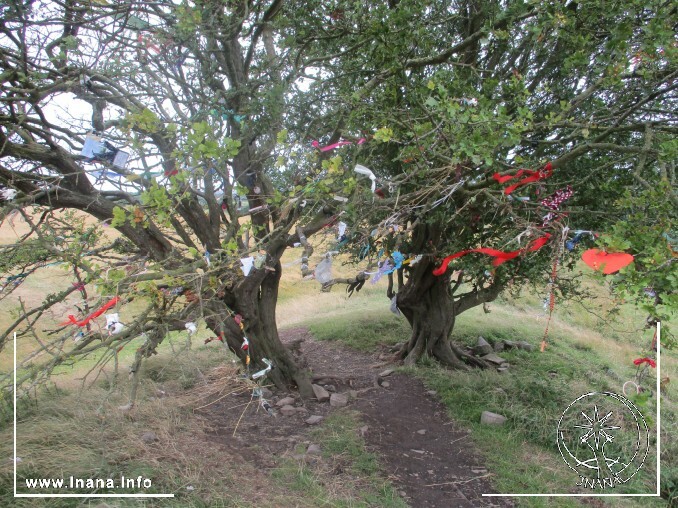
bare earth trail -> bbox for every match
[200,328,513,507]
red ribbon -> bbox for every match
[433,234,551,276]
[633,357,656,368]
[493,163,553,195]
[61,296,120,327]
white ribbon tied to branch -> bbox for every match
[354,164,377,193]
[252,358,273,380]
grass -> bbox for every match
[308,313,409,351]
[0,348,258,507]
[306,286,676,507]
[2,214,676,506]
[272,410,408,508]
[0,345,407,508]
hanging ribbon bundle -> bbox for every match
[432,234,551,276]
[337,221,347,240]
[0,188,17,200]
[311,137,366,152]
[493,162,553,195]
[235,314,251,374]
[540,185,574,226]
[81,134,130,170]
[540,256,559,352]
[61,296,120,327]
[390,295,401,316]
[137,32,161,54]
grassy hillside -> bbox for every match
[0,216,674,507]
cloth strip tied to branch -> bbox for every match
[493,162,553,195]
[432,234,551,276]
[312,138,366,152]
[60,296,120,327]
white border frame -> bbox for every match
[13,332,175,499]
[483,322,662,498]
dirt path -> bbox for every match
[200,327,513,507]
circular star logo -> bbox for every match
[557,392,650,489]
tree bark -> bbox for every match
[204,263,314,398]
[395,259,495,369]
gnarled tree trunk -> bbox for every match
[397,259,464,368]
[205,261,314,398]
[395,258,500,369]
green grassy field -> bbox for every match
[0,221,675,507]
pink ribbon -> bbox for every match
[311,138,367,152]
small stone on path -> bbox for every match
[379,369,395,377]
[306,444,321,455]
[416,429,427,435]
[312,384,330,402]
[305,415,323,425]
[276,396,295,407]
[330,393,348,407]
[279,405,297,416]
[381,381,390,388]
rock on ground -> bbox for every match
[480,411,507,426]
[312,384,330,402]
[329,393,348,407]
[276,396,295,407]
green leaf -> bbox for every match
[111,206,127,227]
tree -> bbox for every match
[0,0,353,400]
[295,0,677,365]
[1,0,675,405]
